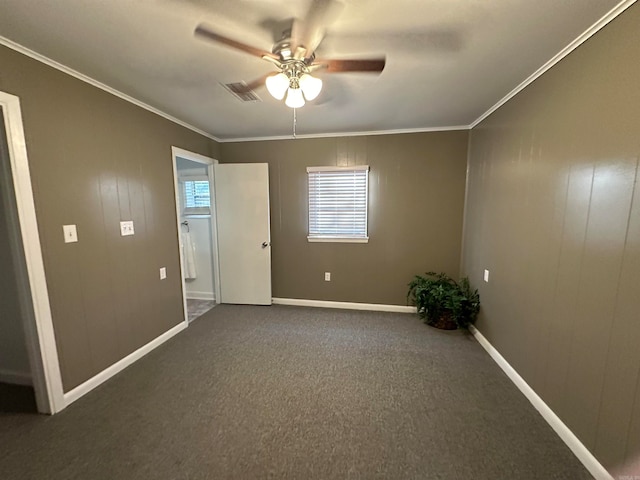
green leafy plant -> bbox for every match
[407,272,480,330]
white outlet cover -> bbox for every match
[63,224,78,243]
[120,220,135,236]
[324,272,331,281]
[159,267,167,280]
[484,269,490,282]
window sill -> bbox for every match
[307,236,369,244]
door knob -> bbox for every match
[261,241,270,248]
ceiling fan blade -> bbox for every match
[294,0,344,57]
[224,74,271,97]
[314,58,386,74]
[290,18,305,59]
[242,73,271,92]
[195,24,278,60]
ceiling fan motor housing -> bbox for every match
[272,36,293,60]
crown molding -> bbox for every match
[470,0,637,129]
[217,124,471,143]
[0,36,222,142]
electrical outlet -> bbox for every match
[120,220,135,236]
[324,272,331,282]
[63,224,78,243]
[159,267,167,280]
[483,269,490,283]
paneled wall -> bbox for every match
[0,45,218,392]
[462,3,640,474]
[221,131,469,306]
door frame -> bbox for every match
[171,147,221,324]
[0,91,65,414]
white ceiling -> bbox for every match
[0,0,627,141]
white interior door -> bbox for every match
[214,163,271,305]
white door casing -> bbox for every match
[215,163,272,305]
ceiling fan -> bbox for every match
[195,0,386,108]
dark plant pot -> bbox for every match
[426,311,458,330]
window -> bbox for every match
[307,165,369,243]
[181,176,211,215]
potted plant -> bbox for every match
[407,272,480,330]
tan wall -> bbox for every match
[220,131,469,305]
[462,3,640,474]
[0,45,219,392]
[0,113,31,381]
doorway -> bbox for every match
[171,147,221,323]
[0,92,64,414]
[0,107,37,413]
[171,153,273,309]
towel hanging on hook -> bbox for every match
[181,229,197,280]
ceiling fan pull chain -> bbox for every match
[293,108,297,139]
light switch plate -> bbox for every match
[483,269,490,282]
[324,272,331,281]
[159,267,167,280]
[63,224,78,243]
[120,220,134,236]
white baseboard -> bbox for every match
[0,369,32,386]
[469,325,613,480]
[272,297,417,314]
[63,322,187,407]
[186,291,215,301]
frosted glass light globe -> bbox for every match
[299,74,323,101]
[265,73,289,100]
[285,87,305,108]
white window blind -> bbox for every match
[181,176,211,215]
[307,165,369,243]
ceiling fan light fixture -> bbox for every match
[285,86,305,108]
[266,72,289,100]
[195,18,387,111]
[299,73,322,101]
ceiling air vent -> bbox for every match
[223,82,261,103]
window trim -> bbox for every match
[306,165,370,244]
[307,236,369,243]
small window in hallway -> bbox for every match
[182,176,211,215]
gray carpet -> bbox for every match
[0,305,592,479]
